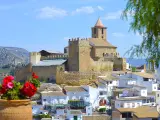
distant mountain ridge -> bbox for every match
[0,46,29,67]
[126,58,147,67]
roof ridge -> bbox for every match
[95,18,104,27]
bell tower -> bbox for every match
[91,18,107,40]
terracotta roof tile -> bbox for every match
[64,86,87,92]
[83,115,110,120]
[117,106,160,118]
[89,38,116,48]
[132,72,154,79]
[95,18,104,28]
[41,91,66,96]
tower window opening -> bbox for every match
[102,28,104,34]
[94,28,96,34]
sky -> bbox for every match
[0,0,143,57]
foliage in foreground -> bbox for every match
[122,0,160,67]
[33,114,52,118]
[0,72,40,100]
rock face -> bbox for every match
[0,46,29,67]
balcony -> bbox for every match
[68,100,90,109]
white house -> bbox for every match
[98,75,118,97]
[132,72,158,93]
[114,96,155,109]
[41,91,67,106]
[56,108,66,116]
[32,105,44,115]
[112,85,155,109]
[64,86,89,101]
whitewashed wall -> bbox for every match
[115,100,142,109]
[41,95,68,106]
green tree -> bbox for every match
[122,0,160,67]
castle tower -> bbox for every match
[30,52,41,65]
[91,18,107,40]
[68,39,91,71]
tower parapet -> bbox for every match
[30,52,41,65]
[69,37,90,47]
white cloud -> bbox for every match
[72,6,95,15]
[102,10,122,20]
[97,6,104,11]
[112,32,125,37]
[37,6,68,19]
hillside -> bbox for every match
[0,46,29,67]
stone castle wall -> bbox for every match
[68,38,92,72]
[91,60,113,72]
[113,58,126,71]
[56,70,106,85]
[32,65,61,81]
[56,63,113,85]
[15,63,32,82]
[30,52,41,65]
[93,47,117,58]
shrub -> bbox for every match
[99,108,106,112]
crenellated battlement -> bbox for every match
[41,54,68,60]
[30,52,41,56]
[69,37,90,46]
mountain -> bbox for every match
[0,46,29,67]
[126,58,147,67]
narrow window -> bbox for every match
[94,28,96,34]
[102,28,104,34]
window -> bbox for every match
[157,94,159,97]
[100,91,103,95]
[94,28,96,34]
[128,112,132,118]
[143,78,149,81]
[132,103,135,108]
[127,103,130,108]
[152,119,158,120]
[102,28,104,34]
[110,81,112,84]
[43,99,46,101]
[142,99,146,103]
[122,113,127,118]
[122,112,132,118]
[120,103,124,107]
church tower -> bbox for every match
[91,18,107,40]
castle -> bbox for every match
[15,18,126,83]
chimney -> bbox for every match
[144,64,146,72]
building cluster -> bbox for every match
[31,71,160,120]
